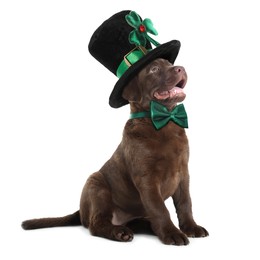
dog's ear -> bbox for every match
[122,76,142,103]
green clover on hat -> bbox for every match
[125,11,160,47]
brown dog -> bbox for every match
[22,58,208,245]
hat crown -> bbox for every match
[88,10,152,75]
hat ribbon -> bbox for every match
[116,46,150,78]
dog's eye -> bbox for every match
[150,66,160,73]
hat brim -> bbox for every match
[109,40,181,108]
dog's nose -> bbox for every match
[174,66,185,73]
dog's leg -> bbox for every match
[80,172,134,242]
[136,183,189,245]
[172,175,209,237]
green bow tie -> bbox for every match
[130,101,188,130]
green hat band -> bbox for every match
[116,46,152,78]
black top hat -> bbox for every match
[88,10,181,108]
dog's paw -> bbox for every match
[181,224,209,238]
[161,230,189,245]
[112,226,134,242]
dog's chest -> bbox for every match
[124,121,189,198]
[156,140,188,199]
[147,125,189,199]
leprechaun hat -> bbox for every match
[88,10,181,108]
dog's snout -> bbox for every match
[174,66,184,73]
[166,66,186,85]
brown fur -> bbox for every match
[22,58,208,245]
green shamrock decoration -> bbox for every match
[125,11,160,47]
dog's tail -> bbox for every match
[21,210,81,230]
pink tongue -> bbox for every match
[154,87,184,100]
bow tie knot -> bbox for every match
[130,101,188,130]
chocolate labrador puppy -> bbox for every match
[22,58,208,245]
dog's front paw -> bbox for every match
[161,230,189,245]
[112,226,134,242]
[181,224,209,238]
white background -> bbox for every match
[1,0,260,259]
